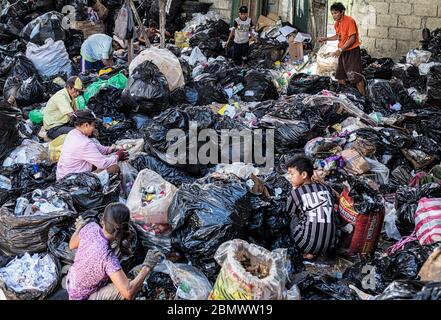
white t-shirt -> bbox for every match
[234,17,253,44]
[80,34,113,62]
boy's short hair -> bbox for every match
[239,5,248,13]
[330,2,346,12]
[286,154,314,178]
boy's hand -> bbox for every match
[75,216,87,232]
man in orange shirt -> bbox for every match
[319,2,366,96]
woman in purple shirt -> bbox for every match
[66,203,163,300]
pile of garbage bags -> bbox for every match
[2,0,441,300]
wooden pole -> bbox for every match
[128,0,151,48]
[159,0,166,48]
[127,39,134,64]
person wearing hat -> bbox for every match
[81,34,120,72]
[43,76,84,140]
[56,110,129,181]
[226,6,256,66]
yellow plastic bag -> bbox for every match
[49,134,67,163]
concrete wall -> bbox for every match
[351,0,441,60]
[198,0,294,24]
[199,0,232,21]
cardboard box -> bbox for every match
[288,35,304,61]
[256,15,276,31]
[267,12,280,22]
[93,0,109,21]
[70,20,106,39]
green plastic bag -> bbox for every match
[80,72,128,104]
[107,72,128,90]
[29,110,44,125]
[76,96,87,110]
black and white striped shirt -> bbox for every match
[288,183,337,255]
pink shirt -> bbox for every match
[66,222,121,300]
[56,129,118,180]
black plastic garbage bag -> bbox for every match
[190,73,228,106]
[241,70,278,102]
[64,29,84,58]
[343,241,440,295]
[87,87,126,116]
[47,224,76,265]
[0,101,20,163]
[376,280,441,300]
[367,79,398,116]
[395,183,441,236]
[287,73,333,95]
[15,75,45,107]
[427,64,441,102]
[364,57,395,80]
[259,97,327,153]
[9,53,37,80]
[392,64,427,92]
[0,39,26,57]
[97,116,134,145]
[131,154,196,186]
[141,106,215,175]
[122,61,170,115]
[293,272,360,300]
[168,174,254,278]
[55,172,120,212]
[0,192,76,256]
[21,11,66,45]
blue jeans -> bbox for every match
[81,57,104,72]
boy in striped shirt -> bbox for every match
[286,155,339,259]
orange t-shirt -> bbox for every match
[334,15,360,51]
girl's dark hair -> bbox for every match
[286,154,314,178]
[103,203,132,258]
[330,2,346,13]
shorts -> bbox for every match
[335,46,364,84]
[232,42,250,64]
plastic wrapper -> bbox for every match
[3,139,49,167]
[304,137,346,158]
[188,46,207,66]
[157,260,212,300]
[0,253,60,300]
[382,202,402,241]
[128,168,177,226]
[114,139,144,160]
[129,47,185,92]
[122,61,170,116]
[365,157,390,185]
[209,239,288,300]
[406,50,432,67]
[119,161,138,199]
[26,39,72,79]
